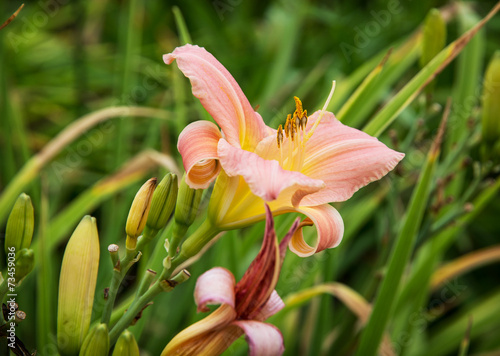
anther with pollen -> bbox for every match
[277,125,284,148]
[284,114,292,138]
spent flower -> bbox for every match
[162,205,299,356]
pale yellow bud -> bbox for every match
[57,216,100,356]
[125,178,157,249]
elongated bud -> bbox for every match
[482,51,500,144]
[57,216,100,356]
[14,248,34,285]
[5,193,34,254]
[125,178,157,249]
[420,9,446,68]
[112,330,140,356]
[79,323,109,356]
[144,173,178,238]
[173,175,203,240]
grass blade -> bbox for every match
[363,2,500,137]
[355,100,449,356]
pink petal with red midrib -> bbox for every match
[232,320,285,356]
[194,267,236,312]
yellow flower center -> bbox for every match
[276,81,336,172]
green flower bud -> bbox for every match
[112,330,140,356]
[145,173,178,237]
[420,9,446,68]
[125,178,157,250]
[173,175,203,240]
[79,323,109,356]
[58,216,100,356]
[5,193,34,255]
[482,51,500,144]
[13,248,34,285]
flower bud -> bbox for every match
[420,9,446,68]
[5,193,34,255]
[173,175,203,240]
[112,330,140,356]
[79,323,109,356]
[144,173,178,237]
[125,178,157,249]
[14,248,34,285]
[482,51,500,144]
[57,216,100,356]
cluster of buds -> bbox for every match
[170,175,203,256]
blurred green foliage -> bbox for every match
[1,0,500,355]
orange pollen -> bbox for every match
[277,125,284,148]
[284,114,292,138]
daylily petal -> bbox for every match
[301,111,405,205]
[164,44,269,150]
[194,267,236,312]
[161,304,237,356]
[251,290,285,322]
[218,139,325,203]
[178,121,222,189]
[235,204,280,318]
[232,320,285,356]
[289,204,344,257]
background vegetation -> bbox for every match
[1,0,500,355]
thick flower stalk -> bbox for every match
[162,205,300,356]
[164,44,404,258]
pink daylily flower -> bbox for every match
[164,44,404,257]
[161,205,300,356]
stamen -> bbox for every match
[294,96,303,117]
[277,125,283,148]
[284,114,292,138]
[294,114,300,131]
[306,80,336,140]
[301,110,308,130]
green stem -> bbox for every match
[173,219,220,268]
[108,269,190,345]
[101,248,139,325]
[108,281,162,344]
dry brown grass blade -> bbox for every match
[0,3,24,31]
[431,245,500,291]
[0,106,171,226]
[283,283,395,356]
